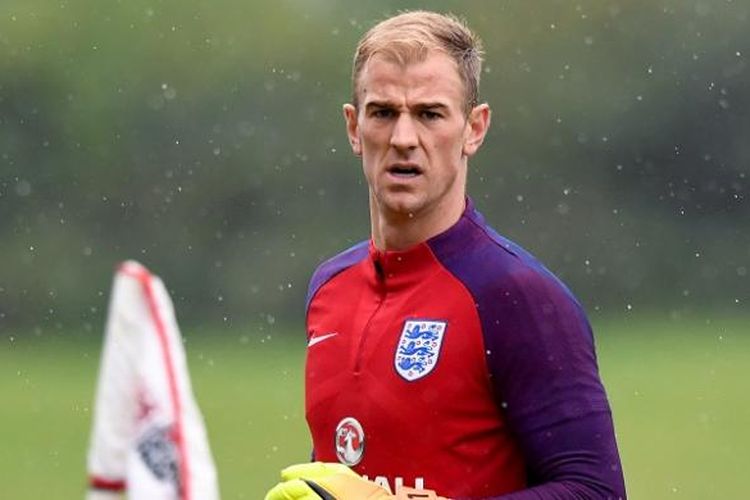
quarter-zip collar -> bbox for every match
[367,198,482,292]
[367,239,436,293]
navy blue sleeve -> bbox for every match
[425,203,624,498]
[479,266,626,499]
[492,413,624,499]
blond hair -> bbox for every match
[351,10,484,113]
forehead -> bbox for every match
[357,51,465,107]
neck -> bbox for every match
[370,191,466,251]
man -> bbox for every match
[267,10,626,499]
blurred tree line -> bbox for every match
[1,0,747,333]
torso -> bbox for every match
[305,228,526,497]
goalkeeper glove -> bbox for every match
[264,462,446,500]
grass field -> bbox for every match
[1,312,748,499]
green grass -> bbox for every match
[593,313,750,499]
[0,313,748,498]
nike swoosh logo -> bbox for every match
[308,332,339,347]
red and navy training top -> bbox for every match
[304,199,626,499]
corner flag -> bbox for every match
[86,261,219,500]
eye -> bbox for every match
[419,110,442,120]
[371,108,395,119]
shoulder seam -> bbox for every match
[465,214,520,260]
[305,240,369,311]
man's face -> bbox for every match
[344,51,490,221]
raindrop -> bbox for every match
[15,180,31,196]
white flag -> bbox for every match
[86,261,219,500]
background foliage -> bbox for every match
[2,0,747,330]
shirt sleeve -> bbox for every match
[478,266,626,499]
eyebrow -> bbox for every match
[364,100,449,111]
[364,100,397,110]
[415,102,449,111]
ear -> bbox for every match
[343,103,362,156]
[462,103,491,157]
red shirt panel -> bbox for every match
[305,242,525,497]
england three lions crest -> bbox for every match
[394,320,447,381]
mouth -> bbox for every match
[387,163,423,178]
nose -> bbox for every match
[389,113,418,151]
